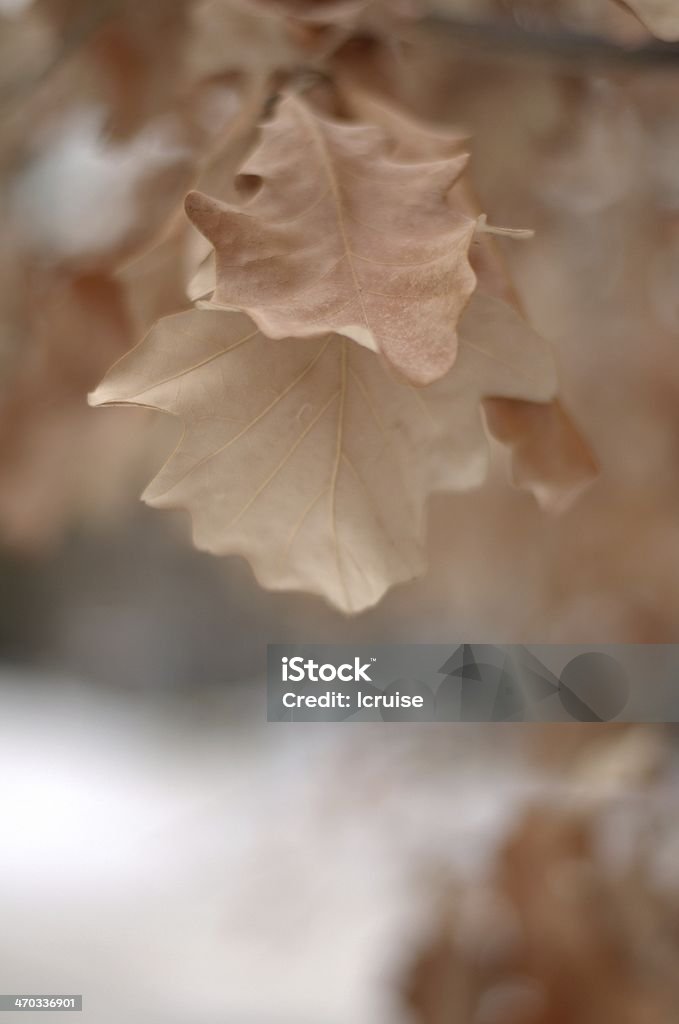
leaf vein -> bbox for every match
[151,337,333,499]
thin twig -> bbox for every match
[422,13,679,69]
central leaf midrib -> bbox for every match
[295,103,372,340]
[328,339,350,610]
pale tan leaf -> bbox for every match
[184,94,477,386]
[331,88,597,513]
[185,85,471,305]
[455,187,598,513]
[90,291,557,612]
[483,396,598,513]
[619,0,679,39]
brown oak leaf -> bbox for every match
[0,272,160,547]
[184,94,477,386]
[332,88,597,508]
[483,397,597,513]
[90,291,558,612]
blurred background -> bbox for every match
[1,1,679,1021]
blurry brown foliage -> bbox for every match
[0,0,677,623]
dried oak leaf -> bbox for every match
[337,89,596,509]
[619,0,679,39]
[90,291,557,613]
[0,272,158,547]
[495,805,675,1024]
[483,397,597,512]
[313,87,597,510]
[184,94,477,386]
